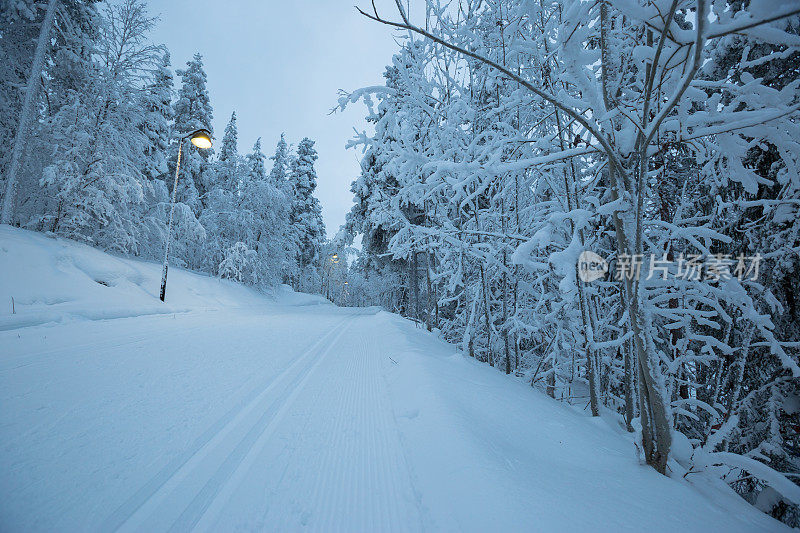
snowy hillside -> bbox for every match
[0,227,786,531]
[0,226,329,332]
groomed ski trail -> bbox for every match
[105,315,356,532]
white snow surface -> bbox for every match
[0,227,787,531]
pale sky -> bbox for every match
[149,0,406,237]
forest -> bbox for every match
[1,0,327,294]
[336,0,800,525]
[1,0,799,527]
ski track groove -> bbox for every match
[87,312,425,532]
[256,317,423,532]
[101,315,352,532]
[254,359,329,530]
[185,319,355,532]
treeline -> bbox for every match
[0,0,326,290]
[339,0,800,525]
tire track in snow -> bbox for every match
[101,315,352,532]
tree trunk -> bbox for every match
[502,252,511,375]
[546,359,557,398]
[51,199,63,233]
[479,263,493,366]
[609,163,672,474]
[411,249,420,321]
[425,251,434,331]
[464,283,478,359]
[623,336,635,432]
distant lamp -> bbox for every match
[331,254,339,264]
[159,127,213,302]
[189,129,213,150]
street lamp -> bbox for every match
[159,129,213,302]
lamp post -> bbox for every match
[321,253,338,302]
[160,129,213,302]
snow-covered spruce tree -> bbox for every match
[269,133,291,192]
[203,132,289,288]
[172,52,214,217]
[139,51,173,184]
[288,137,326,291]
[267,134,295,283]
[135,50,178,259]
[218,112,238,166]
[214,111,240,193]
[200,111,244,275]
[342,63,422,316]
[243,138,291,287]
[341,0,800,516]
[345,150,409,315]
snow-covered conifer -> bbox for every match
[289,137,326,287]
[172,53,214,214]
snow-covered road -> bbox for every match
[0,228,787,531]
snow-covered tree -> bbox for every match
[267,134,296,281]
[241,138,290,285]
[218,112,238,162]
[216,111,239,190]
[0,0,41,182]
[0,0,59,224]
[139,51,173,183]
[172,52,213,215]
[201,130,290,289]
[200,112,241,274]
[339,0,800,522]
[31,0,156,254]
[288,137,326,288]
[269,133,293,195]
[219,241,257,284]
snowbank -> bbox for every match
[0,227,321,331]
[375,311,789,532]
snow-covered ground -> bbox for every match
[0,227,786,531]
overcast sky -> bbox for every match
[149,0,405,238]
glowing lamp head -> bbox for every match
[331,254,339,263]
[189,129,213,149]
